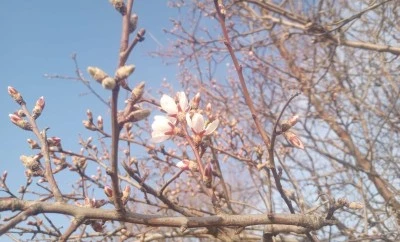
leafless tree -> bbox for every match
[2,0,399,241]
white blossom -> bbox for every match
[186,113,219,136]
[160,92,189,117]
[151,115,176,143]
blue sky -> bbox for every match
[0,1,180,193]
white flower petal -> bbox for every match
[204,119,219,135]
[177,92,189,112]
[185,113,192,128]
[176,161,188,170]
[160,94,178,115]
[152,116,171,132]
[191,113,205,133]
[151,133,170,143]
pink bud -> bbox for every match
[9,114,32,131]
[2,171,7,180]
[283,131,304,150]
[206,103,212,113]
[8,86,25,105]
[87,109,93,122]
[9,113,21,123]
[97,116,103,131]
[32,96,45,119]
[176,160,190,170]
[288,115,299,127]
[104,186,113,198]
[47,136,61,146]
[36,96,45,109]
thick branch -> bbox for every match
[0,198,335,230]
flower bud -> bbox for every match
[87,66,108,83]
[203,163,213,188]
[126,109,150,123]
[115,65,135,81]
[283,131,304,149]
[130,81,145,104]
[102,77,116,90]
[97,116,103,131]
[281,115,299,132]
[9,114,32,131]
[86,109,93,123]
[47,136,60,146]
[8,86,25,105]
[20,155,43,176]
[32,96,45,119]
[190,92,201,110]
[109,0,126,15]
[206,103,212,113]
[121,185,131,205]
[176,160,189,170]
[83,120,97,131]
[91,221,104,232]
[16,109,26,117]
[27,139,40,149]
[129,14,138,33]
[188,160,199,172]
[104,185,113,198]
[2,171,8,180]
[72,156,87,170]
[348,202,363,209]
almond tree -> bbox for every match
[1,0,399,241]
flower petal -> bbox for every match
[152,115,172,133]
[204,119,219,135]
[151,132,170,143]
[191,113,205,134]
[160,94,178,115]
[177,92,189,112]
[176,160,189,170]
[185,113,192,128]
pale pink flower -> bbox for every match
[186,113,219,136]
[160,92,189,117]
[176,159,190,170]
[151,115,176,143]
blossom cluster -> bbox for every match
[151,92,219,143]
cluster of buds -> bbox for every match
[75,197,107,209]
[87,64,135,90]
[104,185,131,205]
[32,96,45,119]
[82,110,101,131]
[87,67,115,90]
[9,114,32,131]
[27,219,43,227]
[281,115,304,150]
[337,197,364,210]
[71,156,87,171]
[47,136,62,151]
[20,154,44,177]
[176,159,199,172]
[118,82,149,126]
[115,65,135,82]
[120,228,133,240]
[109,0,126,15]
[27,138,40,149]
